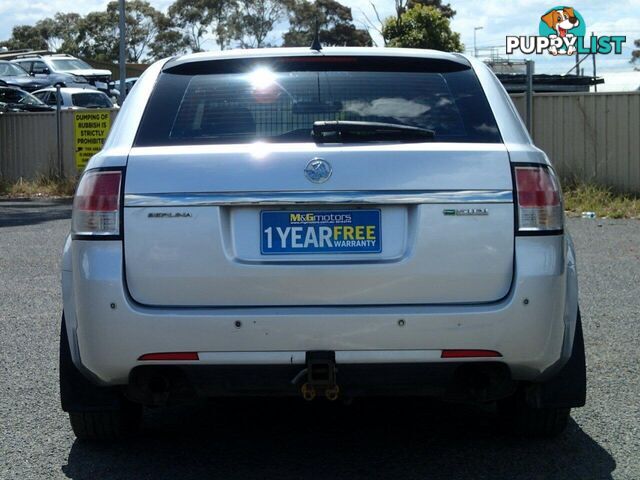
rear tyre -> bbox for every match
[499,395,570,437]
[499,308,586,437]
[60,315,142,441]
[68,404,142,441]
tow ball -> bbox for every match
[298,351,339,401]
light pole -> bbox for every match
[474,26,483,57]
[118,0,126,105]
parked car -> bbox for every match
[32,87,115,109]
[61,47,586,441]
[11,54,114,95]
[0,86,53,112]
[0,60,52,92]
[114,77,139,95]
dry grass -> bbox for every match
[0,176,77,199]
[563,183,640,219]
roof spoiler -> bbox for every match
[163,54,472,76]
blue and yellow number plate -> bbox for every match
[261,210,381,255]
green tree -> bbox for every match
[0,14,83,54]
[44,13,83,54]
[231,0,286,48]
[77,10,119,62]
[149,19,189,60]
[78,0,174,62]
[364,0,455,46]
[632,38,640,69]
[31,18,58,51]
[109,0,164,62]
[168,0,236,51]
[382,4,463,51]
[282,0,372,47]
[403,0,455,18]
[0,25,49,51]
[0,2,179,62]
[168,0,208,52]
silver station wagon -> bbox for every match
[60,47,586,440]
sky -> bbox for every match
[1,0,639,74]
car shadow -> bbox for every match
[0,200,71,228]
[62,398,615,480]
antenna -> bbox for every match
[310,18,322,51]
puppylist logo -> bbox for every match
[506,6,626,56]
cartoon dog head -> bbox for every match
[541,7,580,37]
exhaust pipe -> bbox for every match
[128,367,178,406]
[148,374,171,404]
[455,363,515,402]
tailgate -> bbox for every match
[123,143,514,307]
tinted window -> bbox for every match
[0,89,43,105]
[136,57,501,146]
[14,61,32,72]
[72,92,112,108]
[32,61,49,74]
[51,58,91,71]
[45,92,59,106]
[0,62,29,76]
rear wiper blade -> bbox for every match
[312,120,435,143]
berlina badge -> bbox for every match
[148,212,192,218]
[304,158,332,184]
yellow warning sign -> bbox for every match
[74,110,111,171]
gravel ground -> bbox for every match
[1,200,638,480]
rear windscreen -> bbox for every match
[135,57,501,146]
[72,93,112,108]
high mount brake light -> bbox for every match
[72,170,122,237]
[514,165,563,233]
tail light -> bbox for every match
[72,169,122,237]
[513,164,563,233]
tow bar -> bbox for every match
[296,351,339,401]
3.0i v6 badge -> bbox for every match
[443,208,489,216]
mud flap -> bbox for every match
[60,315,124,412]
[525,309,587,409]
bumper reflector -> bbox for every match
[441,349,502,359]
[138,352,199,361]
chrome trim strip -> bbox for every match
[125,190,513,207]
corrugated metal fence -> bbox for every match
[1,93,639,192]
[0,109,118,182]
[511,92,640,192]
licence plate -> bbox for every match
[261,209,381,255]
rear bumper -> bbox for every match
[61,234,578,387]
